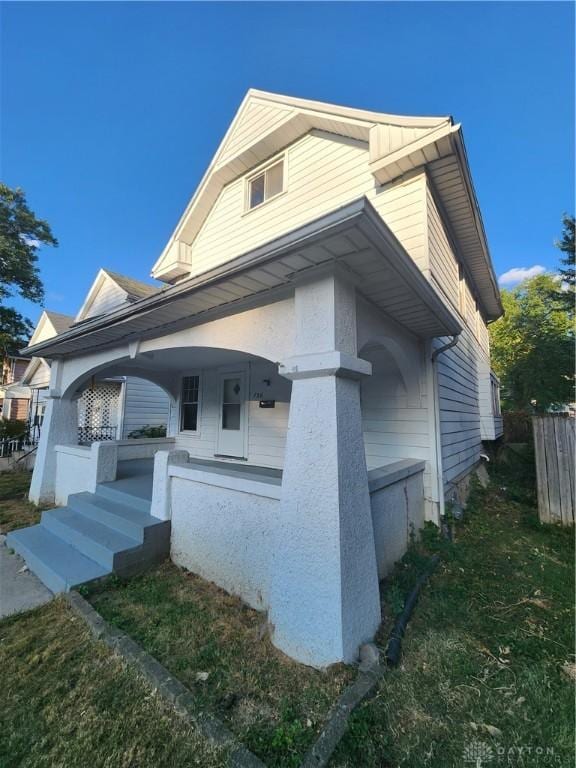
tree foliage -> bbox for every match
[0,183,57,353]
[554,213,575,313]
[490,274,574,412]
[0,307,34,355]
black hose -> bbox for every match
[385,554,440,667]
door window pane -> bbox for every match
[222,403,241,430]
[223,377,241,403]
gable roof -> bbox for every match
[21,310,74,386]
[27,310,74,348]
[103,270,160,301]
[44,311,74,335]
[75,268,161,322]
[152,89,502,320]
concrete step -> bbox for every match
[41,508,141,569]
[6,525,110,593]
[67,492,164,542]
[95,482,152,514]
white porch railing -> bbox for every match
[53,437,176,505]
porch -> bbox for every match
[20,200,462,667]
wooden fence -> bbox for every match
[532,415,575,526]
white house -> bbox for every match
[20,272,171,443]
[9,90,503,668]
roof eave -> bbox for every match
[25,198,461,359]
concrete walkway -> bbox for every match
[0,534,53,619]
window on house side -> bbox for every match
[247,160,284,210]
[491,376,501,417]
[180,375,200,431]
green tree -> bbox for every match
[554,213,575,313]
[490,273,574,412]
[0,183,58,354]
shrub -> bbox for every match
[0,419,27,439]
[127,424,167,439]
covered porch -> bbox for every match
[20,198,461,667]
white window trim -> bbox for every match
[244,154,287,214]
[179,371,203,436]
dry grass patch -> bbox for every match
[0,599,228,768]
[85,563,354,766]
[0,471,43,534]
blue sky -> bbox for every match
[1,1,574,327]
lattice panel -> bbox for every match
[77,382,121,442]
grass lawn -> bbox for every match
[85,566,354,767]
[1,453,573,767]
[0,471,42,534]
[333,454,575,767]
[0,600,228,768]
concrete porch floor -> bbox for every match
[113,459,155,500]
[112,457,283,501]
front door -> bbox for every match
[216,370,247,458]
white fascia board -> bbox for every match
[451,129,503,319]
[247,89,450,129]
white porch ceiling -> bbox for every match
[24,197,462,361]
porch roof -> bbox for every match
[23,197,462,360]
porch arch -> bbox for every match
[359,337,422,407]
[60,345,283,403]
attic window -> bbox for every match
[247,159,284,210]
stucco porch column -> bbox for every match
[29,395,79,505]
[269,271,381,668]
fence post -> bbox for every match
[532,415,575,526]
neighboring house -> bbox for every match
[21,272,171,443]
[0,354,30,420]
[11,90,504,668]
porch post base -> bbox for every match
[151,449,190,520]
[269,372,381,668]
[29,397,79,505]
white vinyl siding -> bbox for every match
[371,172,428,272]
[435,328,483,489]
[190,131,372,277]
[27,361,51,389]
[426,185,460,309]
[121,378,171,438]
[357,300,434,508]
[190,131,430,280]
